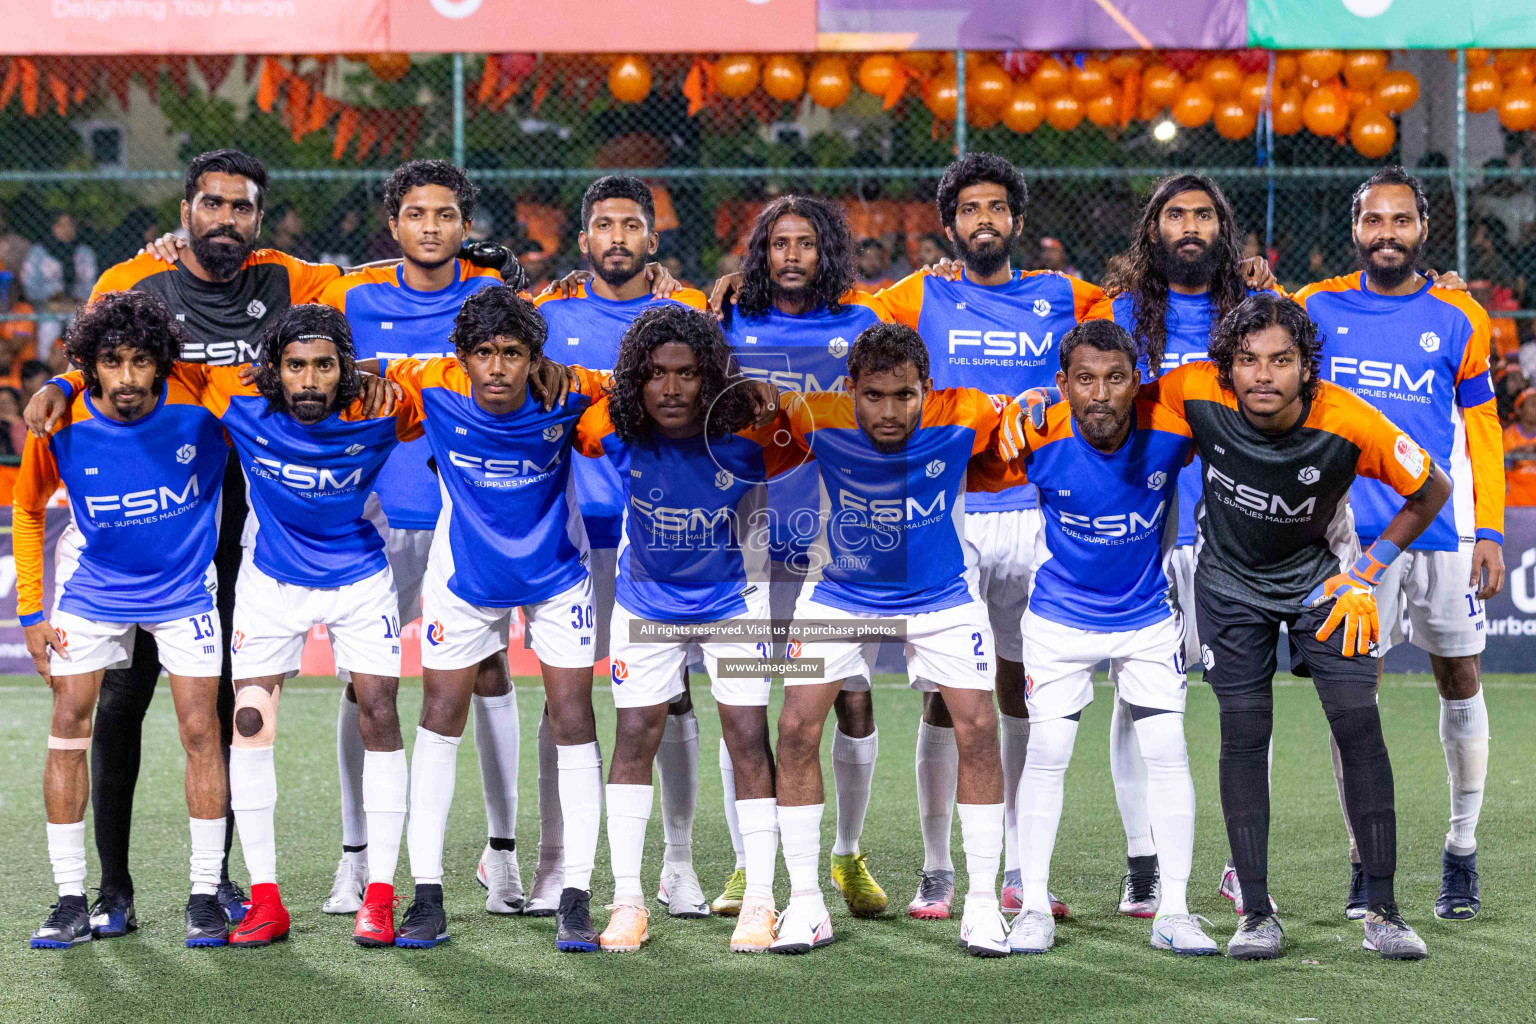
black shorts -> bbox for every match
[1194,585,1379,715]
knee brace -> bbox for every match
[232,686,279,749]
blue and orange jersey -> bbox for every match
[1087,288,1276,546]
[321,261,502,531]
[976,397,1193,632]
[1295,273,1503,550]
[13,379,230,625]
[576,401,806,623]
[383,357,602,608]
[785,387,1006,616]
[877,268,1104,512]
[725,290,892,558]
[54,364,424,588]
[534,284,709,549]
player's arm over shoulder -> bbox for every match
[873,271,926,327]
[573,396,617,458]
[87,253,170,304]
[260,249,343,304]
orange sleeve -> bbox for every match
[1440,293,1505,540]
[87,254,169,305]
[843,290,895,323]
[1343,394,1434,498]
[12,429,62,622]
[1068,276,1106,322]
[318,274,357,313]
[873,272,927,328]
[570,365,611,400]
[1084,294,1116,322]
[1141,360,1198,420]
[782,390,846,450]
[574,398,616,458]
[744,408,808,477]
[670,288,709,311]
[272,251,343,304]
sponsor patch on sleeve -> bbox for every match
[1394,435,1426,477]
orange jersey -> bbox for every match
[1504,423,1536,507]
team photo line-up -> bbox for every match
[13,146,1501,963]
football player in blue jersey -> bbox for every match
[318,160,526,918]
[982,319,1217,957]
[1089,174,1266,919]
[712,195,893,918]
[576,305,791,954]
[18,293,233,950]
[535,176,715,919]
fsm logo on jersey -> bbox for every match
[1147,471,1166,489]
[925,459,946,479]
[1298,466,1320,485]
[1419,331,1441,353]
[714,469,735,490]
[175,444,197,465]
[828,337,848,357]
[245,299,266,319]
[1032,299,1051,317]
[543,424,564,442]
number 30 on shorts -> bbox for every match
[571,603,594,630]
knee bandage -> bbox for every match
[47,735,91,750]
[232,686,280,748]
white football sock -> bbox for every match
[407,728,461,886]
[363,748,408,888]
[1109,697,1156,859]
[189,816,226,896]
[557,741,603,891]
[1016,717,1078,916]
[606,783,653,904]
[778,803,824,900]
[46,820,87,898]
[831,727,877,858]
[1440,692,1490,856]
[915,721,958,872]
[1133,712,1194,917]
[737,797,778,903]
[656,710,700,870]
[229,744,278,886]
[999,714,1030,874]
[1330,731,1361,862]
[536,713,563,869]
[472,692,520,843]
[957,802,1004,905]
[720,740,745,870]
[337,692,367,860]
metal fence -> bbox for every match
[2,49,1535,336]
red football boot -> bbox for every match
[230,883,290,947]
[353,883,397,947]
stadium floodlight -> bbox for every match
[1153,119,1177,143]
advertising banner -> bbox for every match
[3,0,388,56]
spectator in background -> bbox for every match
[264,202,317,262]
[1469,218,1517,287]
[99,207,160,269]
[657,250,692,290]
[0,199,33,275]
[1504,389,1536,506]
[515,240,552,294]
[1036,236,1078,276]
[0,385,23,457]
[21,211,98,362]
[855,237,894,292]
[1494,352,1526,424]
[1470,278,1523,363]
[0,274,37,389]
[915,231,950,271]
[1476,156,1536,247]
[19,358,52,405]
[317,187,374,268]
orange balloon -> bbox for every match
[1106,53,1144,81]
[807,57,852,108]
[1372,70,1419,114]
[1298,49,1344,83]
[1274,53,1299,86]
[1071,61,1110,101]
[1201,56,1242,100]
[1238,72,1269,115]
[967,102,1002,129]
[1142,64,1182,108]
[1347,88,1374,115]
[762,55,805,102]
[1002,82,1045,133]
[899,52,940,76]
[967,62,1015,111]
[608,55,651,103]
[1495,49,1533,72]
[1504,63,1536,89]
[1343,50,1388,90]
[1351,107,1396,159]
[1271,86,1304,135]
[1045,92,1084,131]
[1172,82,1214,127]
[1467,66,1502,113]
[1499,84,1536,132]
[857,54,898,96]
[924,70,959,120]
[1086,88,1120,127]
[367,53,410,83]
[1465,48,1492,67]
[1214,99,1257,140]
[1303,85,1348,136]
[1031,57,1069,97]
[716,54,760,100]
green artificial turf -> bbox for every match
[0,673,1530,1024]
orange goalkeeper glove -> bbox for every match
[1306,539,1400,658]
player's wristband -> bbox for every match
[1475,528,1503,545]
[47,376,75,401]
[19,611,44,627]
[1347,538,1402,589]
